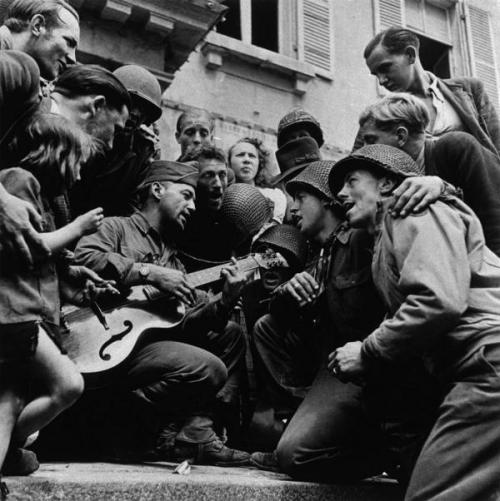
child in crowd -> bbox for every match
[0,113,114,498]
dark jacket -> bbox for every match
[437,77,500,157]
[271,225,385,351]
[353,76,500,157]
[70,129,156,217]
[424,131,500,256]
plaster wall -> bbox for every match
[159,0,500,166]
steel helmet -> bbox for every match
[277,109,324,148]
[113,65,162,123]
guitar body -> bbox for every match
[61,291,185,388]
[61,252,287,388]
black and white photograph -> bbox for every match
[0,0,499,499]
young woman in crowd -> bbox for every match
[0,113,115,498]
[228,137,287,223]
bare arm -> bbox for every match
[41,208,104,253]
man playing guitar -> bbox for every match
[73,160,250,466]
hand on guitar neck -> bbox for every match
[220,257,249,309]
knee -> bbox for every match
[225,321,244,346]
[276,436,300,476]
[252,314,279,347]
[54,371,84,410]
[223,321,246,359]
[202,354,228,392]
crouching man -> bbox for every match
[330,144,500,500]
[73,161,250,466]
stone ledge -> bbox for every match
[5,462,404,501]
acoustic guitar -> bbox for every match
[61,251,286,388]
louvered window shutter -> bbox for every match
[298,0,333,73]
[467,5,499,108]
[378,0,403,29]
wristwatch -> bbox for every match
[139,264,151,283]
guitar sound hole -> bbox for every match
[98,320,134,361]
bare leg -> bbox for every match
[11,326,83,445]
[0,387,23,470]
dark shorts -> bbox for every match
[0,320,66,363]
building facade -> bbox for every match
[5,0,496,168]
[162,0,500,169]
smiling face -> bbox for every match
[30,7,80,80]
[290,189,329,239]
[230,141,259,184]
[159,182,196,230]
[365,44,415,93]
[337,169,383,230]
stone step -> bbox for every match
[4,462,404,501]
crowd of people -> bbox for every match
[1,1,500,500]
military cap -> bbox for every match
[277,109,324,148]
[139,160,199,189]
[329,144,424,196]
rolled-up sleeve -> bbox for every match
[362,208,469,364]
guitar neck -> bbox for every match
[135,255,260,302]
[187,256,259,288]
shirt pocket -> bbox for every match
[332,266,371,290]
[331,266,375,321]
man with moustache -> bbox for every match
[73,161,249,465]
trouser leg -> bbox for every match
[200,321,245,404]
[364,361,440,488]
[249,314,318,450]
[125,340,227,444]
[276,366,387,482]
[251,314,317,408]
[405,345,500,501]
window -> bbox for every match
[417,34,450,79]
[216,0,333,74]
[218,0,278,52]
[375,0,499,107]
